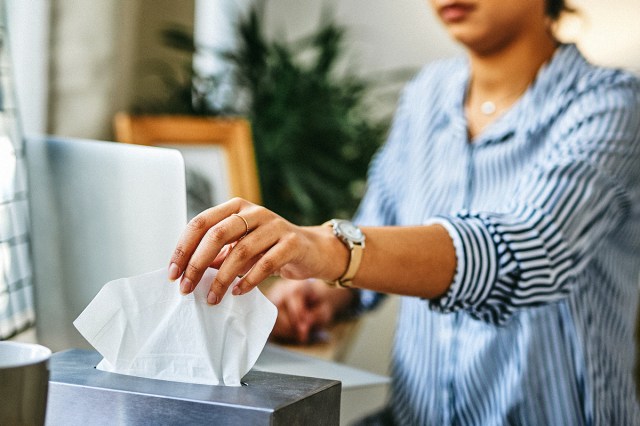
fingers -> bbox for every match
[170,198,264,298]
[271,307,296,341]
[270,281,316,343]
[168,197,316,306]
[178,214,252,296]
[271,292,303,342]
[293,301,334,343]
[231,234,300,296]
[304,302,333,331]
[168,198,246,282]
[268,280,303,341]
[207,225,295,304]
[271,304,316,343]
[210,244,232,270]
[200,215,306,305]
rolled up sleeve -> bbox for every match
[428,77,640,325]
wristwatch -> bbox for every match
[325,219,366,288]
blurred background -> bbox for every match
[5,0,640,396]
[10,0,639,144]
[8,0,640,226]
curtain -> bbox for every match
[0,2,35,339]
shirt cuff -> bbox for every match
[425,215,500,314]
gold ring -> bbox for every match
[231,213,250,239]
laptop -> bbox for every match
[26,136,187,351]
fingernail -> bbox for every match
[207,291,218,305]
[232,285,242,296]
[168,263,180,281]
[180,278,192,295]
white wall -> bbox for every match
[262,0,461,117]
[47,0,138,139]
[46,0,194,140]
[264,0,461,72]
[559,0,640,73]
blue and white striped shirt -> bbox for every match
[354,44,640,425]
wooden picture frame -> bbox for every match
[114,113,262,214]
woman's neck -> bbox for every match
[469,36,557,98]
[465,32,558,139]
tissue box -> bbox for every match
[46,350,341,425]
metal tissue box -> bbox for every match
[46,350,340,425]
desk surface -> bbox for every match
[275,319,361,361]
[256,344,389,390]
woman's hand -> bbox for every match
[167,198,348,305]
[267,278,355,343]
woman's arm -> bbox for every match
[167,198,455,306]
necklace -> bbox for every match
[480,101,497,116]
[475,83,531,116]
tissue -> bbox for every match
[73,268,277,386]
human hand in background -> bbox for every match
[266,278,355,344]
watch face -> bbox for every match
[337,221,365,243]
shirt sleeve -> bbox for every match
[430,74,640,325]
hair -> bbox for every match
[546,0,574,21]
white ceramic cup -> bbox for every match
[0,341,52,425]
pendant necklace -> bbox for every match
[480,101,497,116]
[477,84,531,116]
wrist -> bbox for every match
[310,224,350,282]
[322,219,366,288]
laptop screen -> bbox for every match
[26,137,187,351]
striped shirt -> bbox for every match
[354,44,640,425]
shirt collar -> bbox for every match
[440,44,584,147]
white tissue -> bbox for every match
[73,268,277,386]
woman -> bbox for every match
[168,0,640,423]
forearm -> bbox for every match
[315,224,456,299]
[169,198,455,307]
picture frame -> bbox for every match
[114,113,261,218]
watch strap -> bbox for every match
[324,220,365,288]
[337,241,363,288]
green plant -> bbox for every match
[226,7,388,225]
[151,6,392,225]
